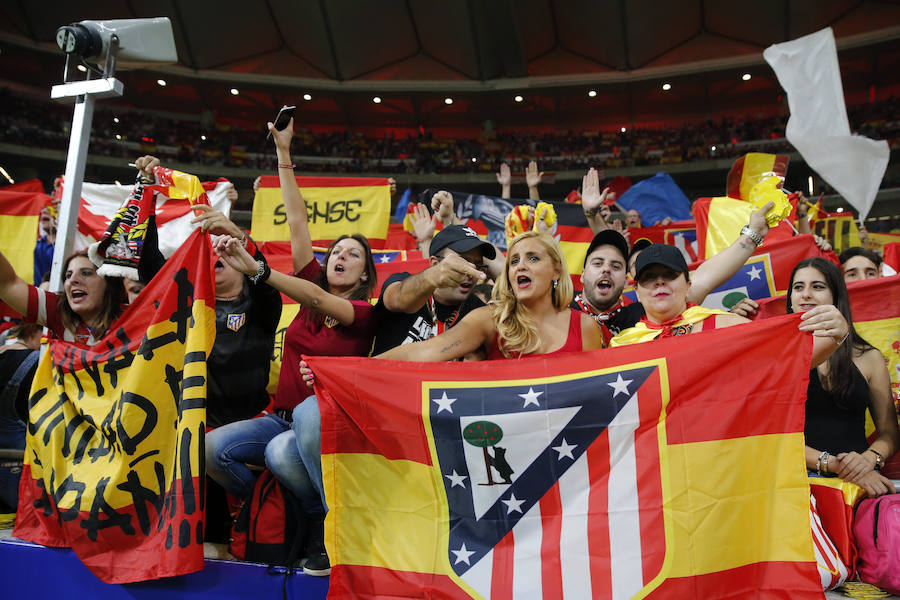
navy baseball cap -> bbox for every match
[429,225,496,259]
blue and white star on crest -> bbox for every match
[427,365,658,578]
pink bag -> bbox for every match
[853,494,900,595]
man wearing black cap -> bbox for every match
[371,224,497,354]
[572,229,646,342]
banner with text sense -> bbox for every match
[251,176,391,245]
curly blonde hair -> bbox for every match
[491,231,574,357]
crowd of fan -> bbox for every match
[2,88,898,176]
[1,109,899,589]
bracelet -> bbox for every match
[740,225,764,246]
[278,162,295,169]
[249,259,271,284]
[823,452,830,475]
[866,448,885,471]
[583,208,599,217]
[816,451,828,476]
[240,233,248,248]
[831,331,850,346]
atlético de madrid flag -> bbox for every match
[308,315,824,599]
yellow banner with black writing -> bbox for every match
[13,230,215,584]
[250,175,390,246]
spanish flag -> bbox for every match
[0,190,51,283]
[251,175,391,247]
[14,230,215,584]
[308,315,823,599]
[727,153,790,201]
[693,196,795,259]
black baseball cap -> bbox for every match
[429,225,496,259]
[584,230,629,266]
[629,237,653,262]
[633,244,689,279]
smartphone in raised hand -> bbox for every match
[266,105,296,141]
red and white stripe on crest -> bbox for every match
[462,391,664,599]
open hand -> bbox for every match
[191,203,243,238]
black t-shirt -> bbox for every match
[208,276,282,428]
[570,294,645,337]
[0,347,39,422]
[371,272,459,356]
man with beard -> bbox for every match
[371,223,497,354]
[577,167,773,342]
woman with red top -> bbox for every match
[0,250,125,345]
[204,117,377,575]
[376,231,605,361]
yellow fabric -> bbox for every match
[748,176,792,227]
[0,214,39,283]
[323,452,451,575]
[738,153,779,201]
[610,305,728,346]
[25,300,214,510]
[251,183,390,242]
[855,317,900,439]
[807,475,866,507]
[703,196,753,259]
[666,433,813,576]
[813,215,860,255]
[165,170,207,204]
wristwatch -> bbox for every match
[740,225,764,246]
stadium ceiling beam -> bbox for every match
[2,26,898,93]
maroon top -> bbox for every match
[273,258,376,411]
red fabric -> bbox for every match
[272,258,376,412]
[884,242,900,272]
[1,178,44,193]
[385,223,418,250]
[486,308,583,359]
[0,191,53,216]
[810,481,859,580]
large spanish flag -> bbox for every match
[251,175,391,247]
[14,230,215,584]
[308,315,823,599]
[0,190,51,283]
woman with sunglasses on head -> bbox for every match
[787,258,898,497]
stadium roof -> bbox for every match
[1,1,898,129]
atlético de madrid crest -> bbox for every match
[226,313,245,332]
[426,363,669,599]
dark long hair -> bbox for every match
[58,252,126,337]
[305,234,377,327]
[786,257,872,407]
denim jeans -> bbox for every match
[205,413,290,499]
[291,396,326,512]
[205,412,324,514]
[0,415,26,510]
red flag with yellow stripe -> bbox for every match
[727,153,790,201]
[13,230,215,583]
[308,315,823,599]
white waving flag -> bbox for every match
[763,27,889,220]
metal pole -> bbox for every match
[49,93,96,293]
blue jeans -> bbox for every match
[205,412,324,514]
[205,413,291,499]
[0,415,26,510]
[291,396,326,512]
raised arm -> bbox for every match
[215,236,358,326]
[525,161,542,201]
[688,202,771,303]
[496,163,511,199]
[581,167,615,234]
[381,255,485,313]
[269,117,313,273]
[375,306,494,361]
[0,249,32,318]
